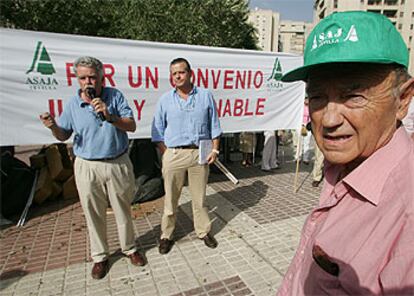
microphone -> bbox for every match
[86,87,106,121]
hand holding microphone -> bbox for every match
[86,86,106,121]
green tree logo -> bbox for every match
[26,41,56,75]
[268,58,283,81]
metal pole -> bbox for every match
[293,132,302,193]
[17,169,39,227]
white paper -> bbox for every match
[199,140,213,164]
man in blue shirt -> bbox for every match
[40,56,145,279]
[152,58,222,254]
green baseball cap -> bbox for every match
[281,11,409,82]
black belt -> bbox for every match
[172,145,199,149]
[87,152,126,161]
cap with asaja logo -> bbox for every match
[281,11,409,82]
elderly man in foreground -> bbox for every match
[277,11,414,295]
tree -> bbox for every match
[0,0,258,49]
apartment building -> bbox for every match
[248,8,280,52]
[248,8,313,54]
[279,21,314,54]
[314,0,414,74]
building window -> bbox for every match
[411,24,414,30]
[384,0,398,5]
[334,0,338,8]
[401,0,405,4]
[398,24,403,30]
[400,12,404,17]
[383,10,397,18]
[368,0,381,5]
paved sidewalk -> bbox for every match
[0,152,321,296]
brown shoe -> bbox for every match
[201,233,218,249]
[158,238,174,254]
[91,260,109,280]
[129,251,145,266]
[312,180,321,187]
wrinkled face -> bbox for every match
[76,66,103,97]
[307,64,405,170]
[170,62,191,89]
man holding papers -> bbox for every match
[152,58,222,254]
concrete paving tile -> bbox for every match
[113,290,135,296]
[87,290,112,296]
[65,273,86,284]
[62,287,87,296]
[10,291,40,296]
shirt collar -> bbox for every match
[339,127,412,205]
[173,85,198,96]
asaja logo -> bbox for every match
[266,58,284,91]
[25,41,58,90]
[311,24,358,51]
[268,58,283,81]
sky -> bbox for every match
[248,0,314,22]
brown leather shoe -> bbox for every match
[91,260,108,280]
[312,180,321,187]
[129,251,145,266]
[201,233,218,249]
[158,238,174,254]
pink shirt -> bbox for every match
[277,127,414,295]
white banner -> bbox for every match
[0,28,305,146]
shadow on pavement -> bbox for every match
[134,180,268,255]
[0,269,28,290]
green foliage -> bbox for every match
[0,0,258,49]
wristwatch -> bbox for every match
[212,149,220,155]
[107,114,117,123]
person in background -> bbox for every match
[278,11,414,295]
[402,99,414,139]
[240,132,256,167]
[40,56,145,280]
[152,57,222,255]
[261,130,279,171]
[310,142,324,187]
[296,98,312,165]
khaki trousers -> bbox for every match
[161,148,210,239]
[74,153,137,263]
[312,143,324,182]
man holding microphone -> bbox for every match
[40,56,145,280]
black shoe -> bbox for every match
[158,238,174,254]
[312,180,321,187]
[201,233,218,249]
